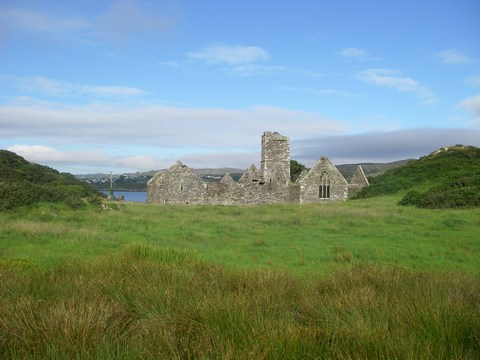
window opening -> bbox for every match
[319,172,331,199]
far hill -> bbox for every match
[356,145,480,208]
[78,168,246,191]
[79,162,408,191]
[0,150,104,210]
[336,160,411,181]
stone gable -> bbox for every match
[351,165,369,187]
[298,157,348,203]
[238,164,260,185]
[147,161,205,204]
[220,173,235,185]
[348,165,369,198]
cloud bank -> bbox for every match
[7,144,260,173]
[293,128,480,166]
[0,102,347,149]
[7,127,480,174]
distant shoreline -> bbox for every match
[101,190,147,203]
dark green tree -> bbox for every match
[290,160,307,182]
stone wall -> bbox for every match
[203,174,290,205]
[147,131,367,205]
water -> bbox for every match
[102,191,147,203]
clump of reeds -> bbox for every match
[1,244,479,359]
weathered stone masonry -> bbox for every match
[147,131,368,205]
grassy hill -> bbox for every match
[0,150,103,210]
[356,145,480,208]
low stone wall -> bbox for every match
[204,181,290,205]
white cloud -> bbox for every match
[0,8,91,33]
[467,76,480,87]
[187,45,270,65]
[0,102,347,149]
[97,0,177,46]
[4,75,145,98]
[338,47,368,59]
[358,69,436,105]
[7,144,261,173]
[8,145,107,165]
[6,145,168,172]
[457,94,480,124]
[437,49,475,65]
[229,64,285,76]
[0,0,178,47]
[5,76,72,96]
[152,60,180,68]
[230,64,322,78]
[185,44,321,78]
[282,86,360,98]
[78,85,145,97]
[178,152,258,169]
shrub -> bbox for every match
[0,151,104,210]
[357,146,480,208]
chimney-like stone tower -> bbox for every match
[260,131,290,183]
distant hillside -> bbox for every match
[193,168,245,176]
[80,163,410,191]
[356,145,480,208]
[0,150,104,210]
[337,160,411,181]
[78,168,246,190]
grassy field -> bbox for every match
[1,196,479,358]
[1,195,479,274]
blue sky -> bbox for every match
[1,0,479,174]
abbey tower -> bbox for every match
[260,131,291,184]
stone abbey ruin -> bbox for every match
[147,131,369,205]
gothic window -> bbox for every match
[319,171,330,199]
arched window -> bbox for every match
[319,171,330,199]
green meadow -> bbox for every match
[2,195,479,273]
[1,196,479,358]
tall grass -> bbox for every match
[1,198,479,357]
[1,244,479,359]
